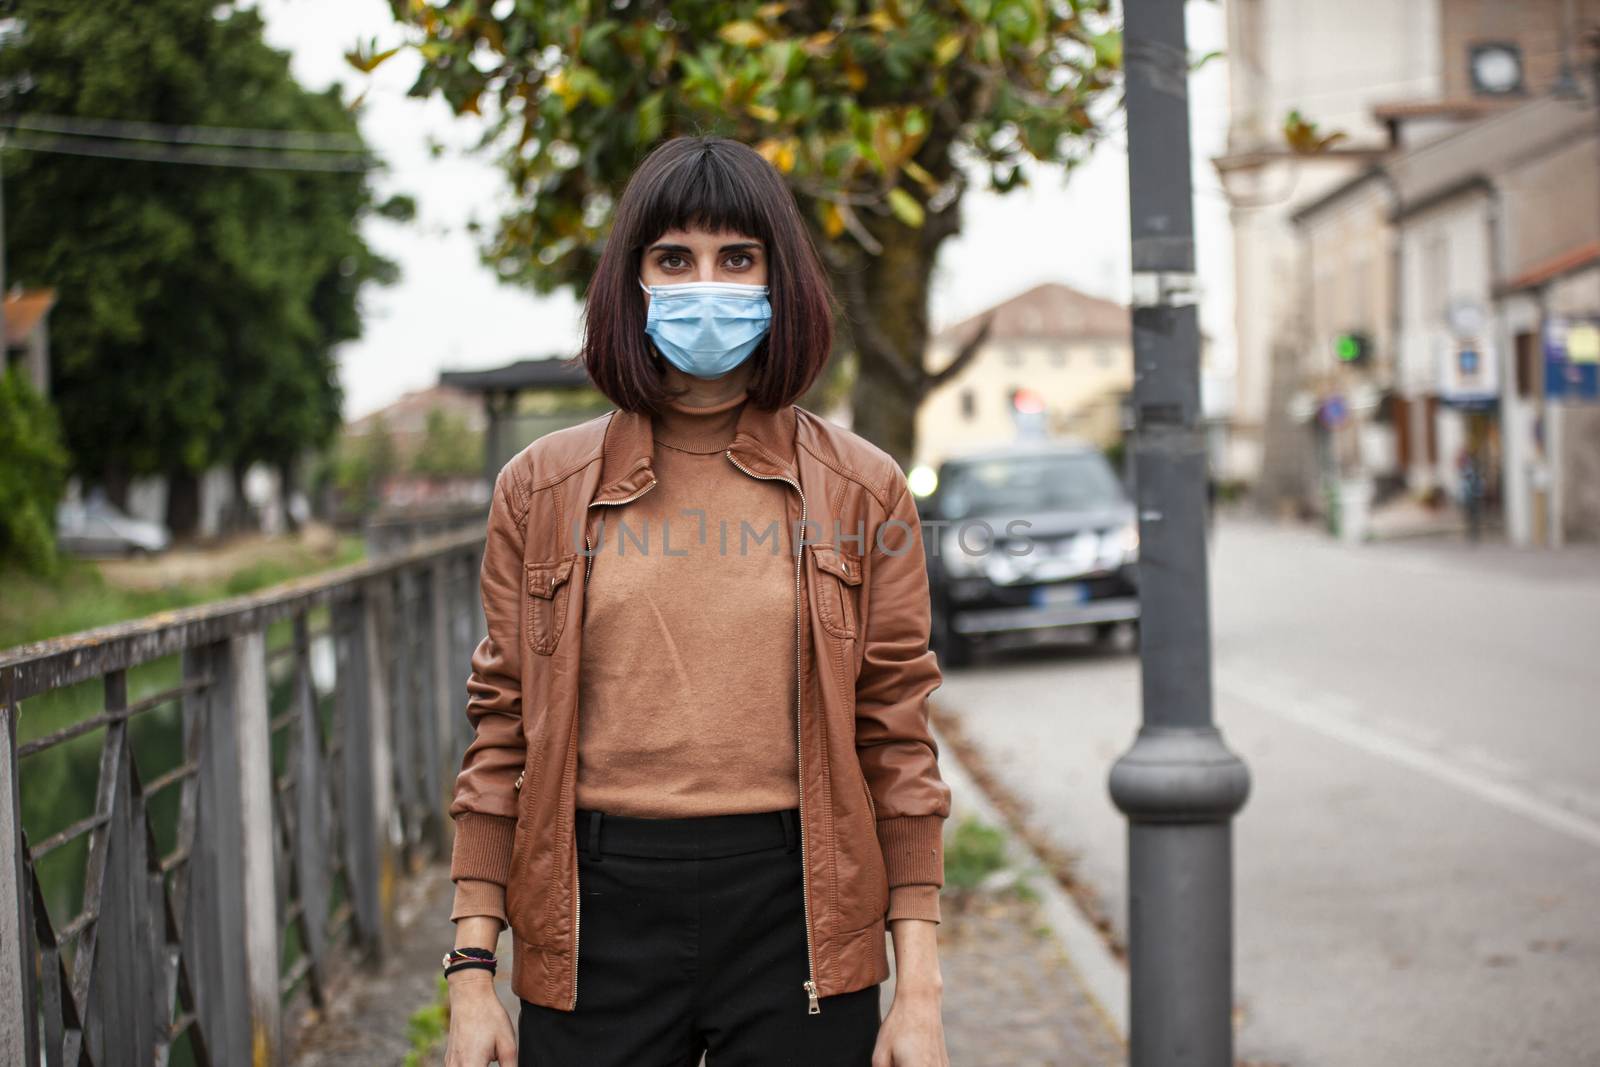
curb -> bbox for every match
[931,720,1129,1044]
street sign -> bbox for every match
[1318,394,1348,428]
[1439,334,1499,407]
[1544,316,1600,402]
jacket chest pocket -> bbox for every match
[525,556,576,655]
[810,542,864,639]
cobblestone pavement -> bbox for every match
[289,863,1123,1066]
[919,888,1124,1066]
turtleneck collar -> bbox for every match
[652,388,750,454]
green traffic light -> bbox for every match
[1335,334,1360,362]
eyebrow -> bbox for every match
[646,241,764,254]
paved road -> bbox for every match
[933,518,1600,1066]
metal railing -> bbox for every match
[0,529,487,1065]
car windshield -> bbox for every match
[939,453,1125,520]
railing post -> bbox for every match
[1,702,39,1065]
[229,629,283,1063]
[184,641,253,1064]
[290,614,330,984]
[361,580,399,945]
[430,560,459,843]
[332,598,379,953]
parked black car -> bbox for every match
[915,441,1139,667]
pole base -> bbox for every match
[1109,725,1251,823]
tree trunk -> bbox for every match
[229,461,251,536]
[842,221,937,468]
[851,351,920,467]
[166,468,201,542]
[279,460,301,535]
[102,463,131,512]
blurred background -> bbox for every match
[1,1,1597,1065]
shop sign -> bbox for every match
[1544,316,1600,402]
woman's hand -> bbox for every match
[873,983,949,1067]
[873,917,950,1066]
[445,970,517,1066]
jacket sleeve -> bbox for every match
[450,878,508,930]
[855,470,952,924]
[448,463,527,886]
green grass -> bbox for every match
[943,814,1011,891]
[404,976,451,1066]
[0,533,366,652]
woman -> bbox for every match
[444,136,953,1067]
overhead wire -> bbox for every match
[0,112,379,171]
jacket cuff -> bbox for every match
[887,884,941,924]
[877,813,945,889]
[450,812,517,884]
[450,878,509,927]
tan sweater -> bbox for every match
[452,391,940,927]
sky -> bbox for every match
[249,0,1235,421]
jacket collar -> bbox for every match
[594,399,799,504]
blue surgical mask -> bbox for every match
[639,278,772,379]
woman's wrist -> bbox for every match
[888,915,944,997]
[453,914,503,952]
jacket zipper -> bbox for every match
[725,449,821,1015]
[568,477,659,1008]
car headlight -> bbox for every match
[940,527,988,579]
[1098,522,1138,568]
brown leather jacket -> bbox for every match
[447,399,952,1014]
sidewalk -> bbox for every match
[290,742,1125,1066]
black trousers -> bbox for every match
[518,807,882,1066]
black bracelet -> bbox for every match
[444,959,497,978]
[442,945,497,974]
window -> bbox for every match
[960,388,976,420]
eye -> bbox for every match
[725,252,754,269]
[657,252,689,271]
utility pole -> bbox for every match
[1109,3,1252,1066]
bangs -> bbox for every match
[622,147,774,249]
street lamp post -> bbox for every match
[1109,3,1252,1066]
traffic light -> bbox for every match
[1333,332,1371,365]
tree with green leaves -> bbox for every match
[0,0,411,537]
[0,367,69,573]
[411,408,485,478]
[370,0,1119,462]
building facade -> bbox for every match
[1217,0,1600,518]
[916,283,1133,470]
[1293,94,1600,544]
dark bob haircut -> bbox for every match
[581,136,835,412]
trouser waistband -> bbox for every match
[575,807,799,860]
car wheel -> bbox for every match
[1095,621,1139,654]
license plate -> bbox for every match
[1031,582,1088,607]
